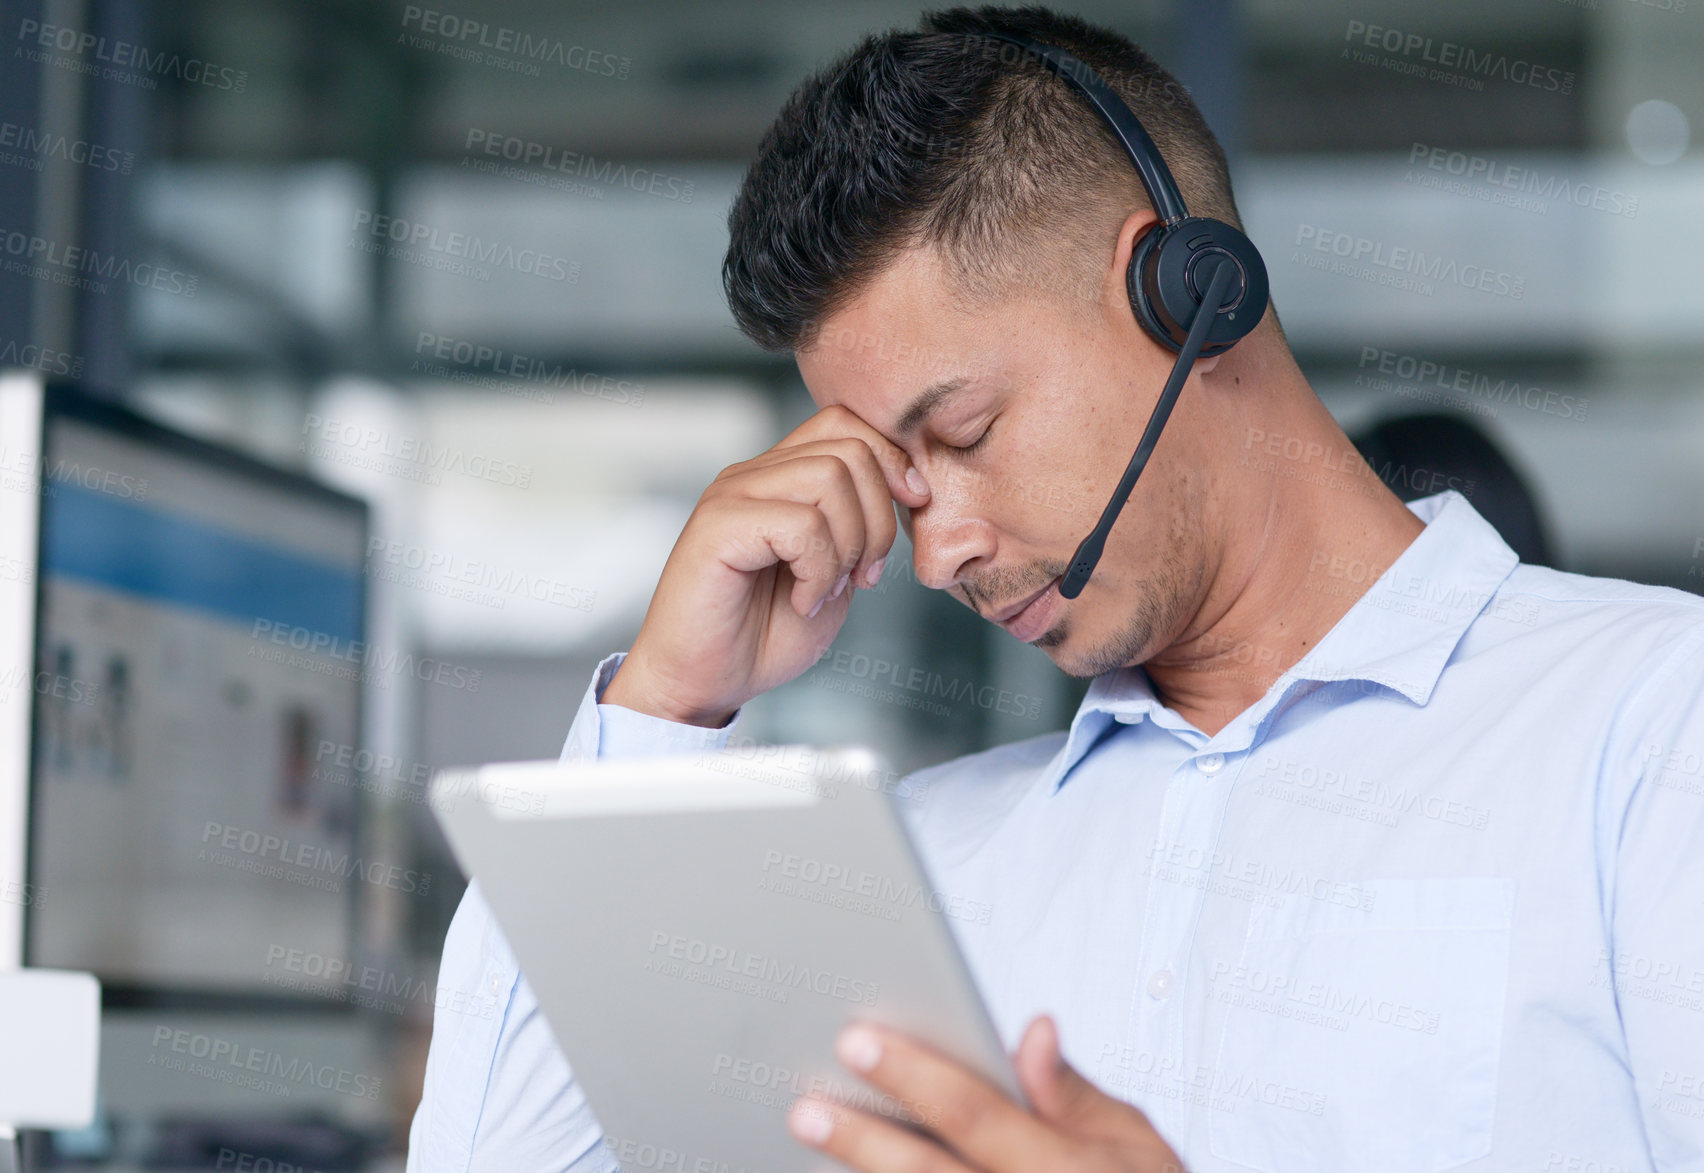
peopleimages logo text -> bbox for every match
[351,211,577,283]
[200,821,431,895]
[1294,224,1525,299]
[1356,347,1587,421]
[809,646,1043,719]
[1406,143,1637,219]
[15,19,248,91]
[463,130,694,203]
[399,6,631,78]
[149,1027,380,1099]
[0,338,82,377]
[0,121,135,173]
[0,225,199,296]
[1343,21,1575,94]
[249,619,484,692]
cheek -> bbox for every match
[1030,398,1119,504]
[955,461,1073,534]
[981,445,1094,530]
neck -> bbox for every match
[1142,381,1426,737]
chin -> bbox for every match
[1034,624,1105,680]
[1046,612,1162,680]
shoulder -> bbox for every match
[1480,564,1704,668]
[1505,562,1704,618]
[900,728,1069,866]
[1492,566,1704,793]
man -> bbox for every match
[409,7,1704,1171]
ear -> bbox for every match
[1108,207,1162,318]
[1111,208,1224,375]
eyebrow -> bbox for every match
[894,377,972,439]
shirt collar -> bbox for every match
[1041,490,1520,794]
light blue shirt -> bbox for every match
[407,491,1704,1173]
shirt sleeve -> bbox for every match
[407,651,745,1173]
[1603,623,1704,1170]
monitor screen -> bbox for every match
[25,385,368,998]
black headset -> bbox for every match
[976,32,1269,599]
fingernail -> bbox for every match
[837,1024,882,1072]
[788,1101,834,1144]
[905,466,929,497]
[807,597,825,619]
[866,556,886,587]
[831,573,849,600]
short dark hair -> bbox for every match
[722,5,1247,353]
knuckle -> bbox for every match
[773,499,815,534]
[805,501,834,533]
[806,452,859,492]
[828,433,874,458]
[808,514,842,564]
[763,507,817,555]
[821,450,865,484]
[841,435,891,478]
[719,450,770,479]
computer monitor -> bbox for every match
[0,376,369,1003]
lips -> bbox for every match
[994,577,1063,643]
[985,579,1057,624]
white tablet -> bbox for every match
[430,744,1019,1172]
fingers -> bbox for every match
[704,497,843,620]
[1015,1016,1118,1130]
[699,403,931,616]
[777,403,933,514]
[788,1096,977,1173]
[808,437,901,589]
[1016,1016,1175,1152]
[789,1020,1187,1172]
[719,442,906,593]
[722,450,872,596]
[802,1023,1068,1170]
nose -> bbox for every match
[903,494,995,592]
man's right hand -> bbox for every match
[599,404,933,727]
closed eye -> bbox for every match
[946,420,994,455]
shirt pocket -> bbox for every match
[1207,876,1516,1173]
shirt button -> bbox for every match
[488,973,504,995]
[1197,753,1225,775]
[1147,969,1175,1000]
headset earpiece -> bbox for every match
[1127,216,1269,356]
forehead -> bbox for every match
[796,247,1000,435]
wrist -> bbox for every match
[601,658,737,729]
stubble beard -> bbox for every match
[1041,537,1201,680]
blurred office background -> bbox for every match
[0,0,1700,1167]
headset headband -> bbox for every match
[974,31,1189,228]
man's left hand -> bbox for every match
[787,1015,1186,1172]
